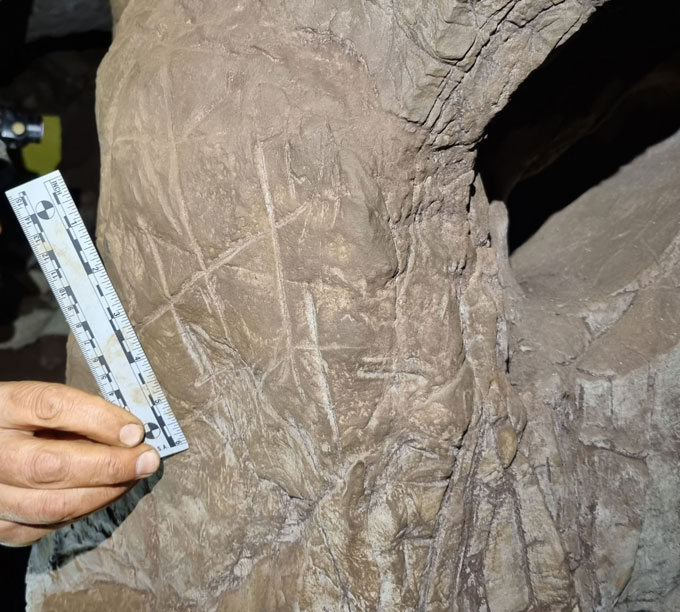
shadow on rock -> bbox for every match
[27,464,164,574]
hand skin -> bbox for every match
[0,381,160,546]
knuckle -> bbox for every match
[26,449,69,485]
[100,453,126,482]
[31,384,66,423]
[35,490,72,524]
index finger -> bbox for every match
[0,381,145,448]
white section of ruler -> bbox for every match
[5,171,188,458]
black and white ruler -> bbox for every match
[5,170,188,458]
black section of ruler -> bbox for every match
[47,178,178,450]
[15,188,128,408]
[5,171,187,457]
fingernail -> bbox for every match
[136,449,161,477]
[119,423,144,447]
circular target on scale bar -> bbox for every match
[36,200,55,220]
[144,422,161,440]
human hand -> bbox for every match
[0,381,160,546]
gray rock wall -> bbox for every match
[27,0,111,40]
[24,0,680,610]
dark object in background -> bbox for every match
[0,107,43,148]
[476,0,680,253]
[0,3,36,605]
[0,158,40,341]
[0,30,112,341]
[0,546,31,611]
[0,107,44,341]
[0,1,38,343]
[0,10,111,611]
[0,0,33,87]
[0,140,40,342]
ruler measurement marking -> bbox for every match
[47,181,180,450]
[43,182,134,408]
[15,188,129,408]
[6,171,187,457]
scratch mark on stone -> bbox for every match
[319,522,353,612]
[139,201,311,332]
[161,63,207,274]
[284,140,298,202]
[298,206,313,244]
[304,289,340,445]
[361,356,392,364]
[357,369,425,381]
[255,140,306,399]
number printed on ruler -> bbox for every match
[5,171,188,458]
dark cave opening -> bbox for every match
[476,0,680,255]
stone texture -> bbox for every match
[509,127,680,611]
[23,0,680,610]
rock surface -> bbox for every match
[27,0,111,41]
[509,126,680,612]
[25,0,680,610]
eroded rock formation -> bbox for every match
[26,0,680,610]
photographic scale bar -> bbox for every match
[5,170,188,458]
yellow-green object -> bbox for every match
[21,115,61,175]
